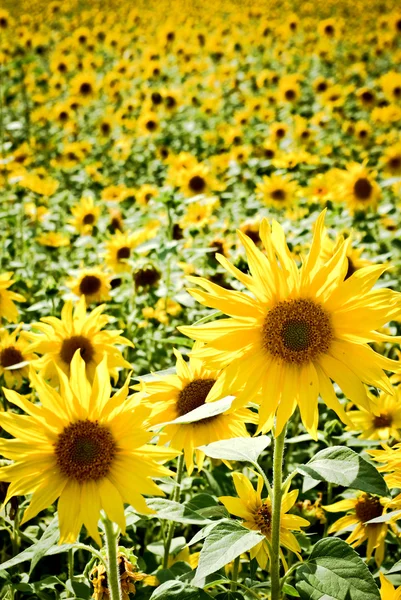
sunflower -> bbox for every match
[380,72,401,103]
[179,198,218,229]
[177,163,220,198]
[178,212,401,438]
[369,443,401,490]
[324,492,401,565]
[20,173,59,196]
[137,346,257,474]
[381,144,401,176]
[346,388,401,441]
[380,574,401,600]
[0,273,25,323]
[0,326,36,388]
[67,267,111,304]
[219,473,309,570]
[69,197,100,234]
[338,163,381,214]
[105,231,152,274]
[28,296,132,383]
[0,352,179,544]
[37,232,70,248]
[255,174,298,209]
[70,71,97,102]
[320,234,372,280]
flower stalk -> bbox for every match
[103,518,122,600]
[270,424,287,600]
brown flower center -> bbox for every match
[83,213,95,225]
[355,495,383,523]
[262,298,333,365]
[353,178,372,200]
[117,246,131,260]
[55,420,116,482]
[285,89,296,101]
[189,175,206,193]
[59,335,95,365]
[271,189,286,201]
[255,501,272,536]
[177,378,216,419]
[79,275,102,296]
[389,157,401,170]
[373,413,392,429]
[133,266,161,289]
[0,346,24,368]
[80,82,92,95]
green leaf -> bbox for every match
[298,446,388,496]
[193,521,264,584]
[154,396,235,427]
[296,538,380,600]
[283,583,300,597]
[150,580,211,599]
[197,436,271,464]
[146,498,213,524]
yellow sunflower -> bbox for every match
[338,162,381,213]
[255,174,298,210]
[105,231,154,273]
[380,573,401,599]
[70,71,97,102]
[69,196,101,234]
[68,268,111,304]
[37,232,70,248]
[177,163,221,198]
[324,492,401,566]
[219,473,309,570]
[178,212,401,438]
[381,144,401,176]
[0,273,25,323]
[28,296,132,383]
[0,352,179,544]
[369,443,401,490]
[0,325,36,388]
[137,346,257,474]
[320,234,372,279]
[346,388,401,441]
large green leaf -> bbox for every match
[147,498,213,524]
[197,436,271,464]
[296,538,380,600]
[298,446,388,496]
[150,580,211,599]
[193,521,264,585]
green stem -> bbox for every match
[270,425,287,600]
[230,556,240,591]
[67,548,74,596]
[103,518,122,600]
[163,453,185,568]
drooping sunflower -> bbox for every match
[0,352,179,544]
[219,473,309,570]
[0,273,25,323]
[137,346,258,474]
[68,268,111,304]
[28,296,132,383]
[69,196,101,235]
[255,174,298,210]
[346,388,401,441]
[338,162,381,213]
[324,492,401,566]
[0,325,36,388]
[178,212,401,438]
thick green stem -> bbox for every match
[67,549,74,597]
[103,518,122,600]
[270,425,287,600]
[230,556,240,591]
[163,453,185,568]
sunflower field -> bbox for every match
[2,0,401,599]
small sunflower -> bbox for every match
[255,174,299,209]
[381,144,401,176]
[137,346,257,474]
[320,234,372,279]
[324,492,401,566]
[70,71,97,101]
[0,273,25,323]
[105,231,153,274]
[37,232,70,248]
[28,296,132,383]
[220,473,309,570]
[0,326,36,388]
[0,352,179,544]
[69,197,100,234]
[346,388,401,441]
[177,163,220,198]
[338,162,381,213]
[68,268,111,304]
